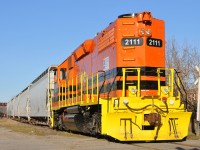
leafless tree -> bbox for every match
[166,39,200,133]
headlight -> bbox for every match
[140,29,145,35]
[138,29,145,36]
[123,99,129,105]
[169,99,175,105]
[145,29,151,36]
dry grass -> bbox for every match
[187,131,200,140]
[0,118,71,136]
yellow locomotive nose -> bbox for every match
[100,96,191,141]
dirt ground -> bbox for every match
[0,118,200,150]
[0,118,139,150]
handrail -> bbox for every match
[107,69,120,100]
[157,68,188,110]
[58,82,60,109]
[65,81,67,106]
[157,68,174,97]
[174,69,188,110]
[76,76,78,104]
[122,68,141,97]
[98,71,106,103]
[57,72,100,106]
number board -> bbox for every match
[147,38,162,47]
[121,38,143,46]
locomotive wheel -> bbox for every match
[57,115,63,130]
[93,113,101,134]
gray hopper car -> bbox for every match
[7,65,57,125]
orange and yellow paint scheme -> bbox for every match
[50,12,191,141]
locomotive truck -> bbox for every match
[7,11,192,141]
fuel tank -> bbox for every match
[63,113,84,132]
[62,106,84,132]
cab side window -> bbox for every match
[60,68,66,80]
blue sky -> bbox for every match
[0,0,199,102]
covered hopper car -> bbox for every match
[7,66,57,124]
[7,11,191,141]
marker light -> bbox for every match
[131,87,137,94]
[162,97,167,102]
[169,99,175,105]
[114,99,119,105]
[162,88,169,95]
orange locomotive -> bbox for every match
[50,12,191,141]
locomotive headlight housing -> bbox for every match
[138,29,151,37]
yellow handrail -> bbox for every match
[92,73,94,102]
[170,69,174,96]
[72,77,74,105]
[86,75,89,103]
[157,69,161,95]
[122,68,126,97]
[76,76,78,104]
[137,69,141,97]
[58,83,60,109]
[68,80,69,104]
[97,73,99,98]
[122,68,141,97]
[65,81,67,106]
[80,74,83,104]
[56,71,100,106]
[157,68,176,97]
